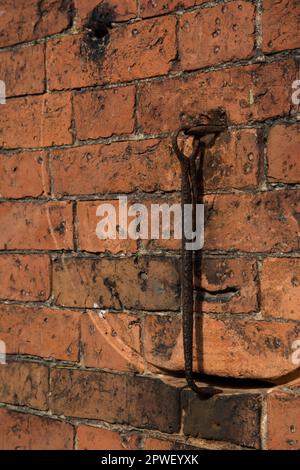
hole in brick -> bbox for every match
[92,21,110,42]
[81,2,116,63]
[195,286,240,304]
[290,425,296,433]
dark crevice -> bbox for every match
[33,0,47,34]
[195,286,240,303]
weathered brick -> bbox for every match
[283,378,300,390]
[52,256,180,309]
[182,389,262,448]
[0,44,45,97]
[47,16,176,89]
[266,390,300,450]
[144,315,300,380]
[143,436,199,450]
[77,200,138,254]
[75,0,137,27]
[143,437,174,450]
[51,130,258,197]
[46,34,99,90]
[140,0,205,17]
[0,0,73,47]
[0,409,74,450]
[138,60,297,133]
[202,129,259,190]
[204,190,300,253]
[98,15,176,82]
[0,362,48,410]
[77,195,183,254]
[0,201,73,250]
[0,304,80,361]
[262,0,300,53]
[195,257,258,314]
[77,425,141,450]
[81,311,143,372]
[51,139,180,196]
[0,254,50,301]
[261,258,300,321]
[267,123,300,184]
[74,87,135,140]
[51,368,180,432]
[179,2,255,70]
[0,93,73,149]
[0,151,50,198]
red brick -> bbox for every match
[0,151,50,198]
[74,87,135,140]
[50,368,180,432]
[77,425,140,450]
[143,437,174,450]
[95,15,176,82]
[0,254,50,301]
[202,129,259,190]
[0,93,73,149]
[47,16,176,90]
[0,0,73,47]
[77,195,183,254]
[182,389,262,448]
[144,315,300,380]
[140,0,205,17]
[0,409,74,450]
[46,35,100,90]
[195,258,258,314]
[143,436,200,450]
[51,139,180,196]
[282,378,300,390]
[204,190,300,253]
[262,0,300,53]
[52,256,180,310]
[81,311,143,372]
[77,200,138,254]
[0,362,48,410]
[59,128,257,198]
[0,44,45,97]
[143,436,207,450]
[0,201,73,250]
[52,131,257,197]
[75,0,137,26]
[0,304,80,361]
[261,258,300,321]
[179,2,255,70]
[266,391,300,450]
[138,60,297,133]
[267,123,300,183]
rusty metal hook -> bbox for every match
[172,120,226,399]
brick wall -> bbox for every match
[0,0,299,450]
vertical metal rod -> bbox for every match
[172,125,224,399]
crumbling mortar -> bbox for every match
[260,394,268,450]
[0,249,300,259]
[1,182,300,204]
